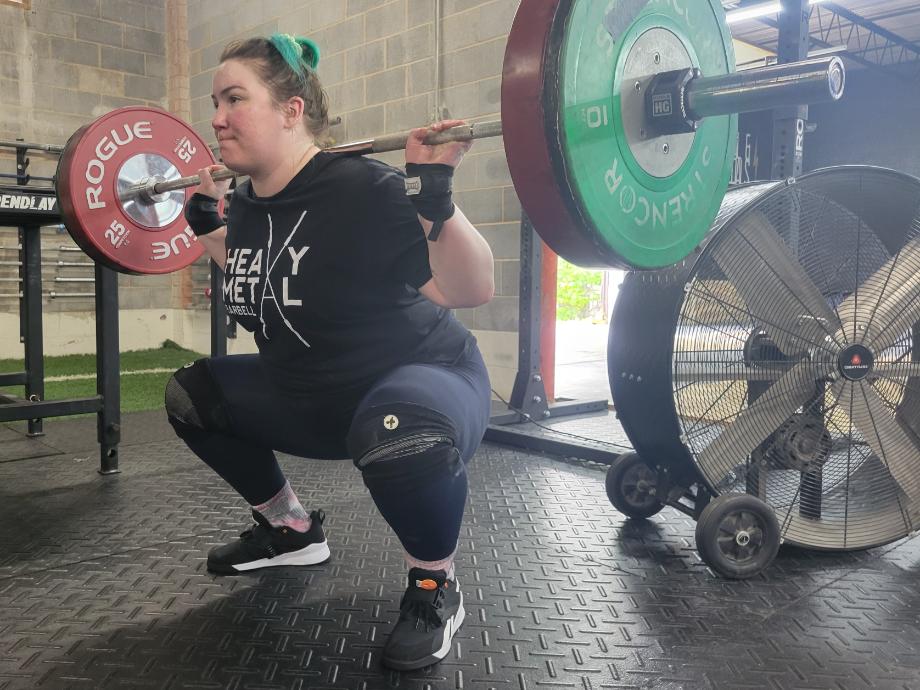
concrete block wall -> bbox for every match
[0,0,178,329]
[187,0,524,396]
[0,0,168,176]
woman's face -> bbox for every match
[211,59,289,176]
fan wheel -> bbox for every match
[695,494,781,579]
[605,452,664,519]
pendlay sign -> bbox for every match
[0,193,58,212]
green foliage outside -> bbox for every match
[556,258,604,321]
[0,342,205,418]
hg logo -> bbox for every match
[652,94,672,117]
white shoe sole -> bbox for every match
[231,540,331,572]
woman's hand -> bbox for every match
[195,164,232,200]
[405,119,473,169]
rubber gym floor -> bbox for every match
[3,408,920,690]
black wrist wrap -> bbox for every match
[404,163,456,242]
[184,193,225,236]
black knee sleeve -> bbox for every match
[165,358,232,435]
[347,403,463,488]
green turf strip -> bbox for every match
[0,342,203,379]
[0,343,205,417]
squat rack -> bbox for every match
[0,139,121,474]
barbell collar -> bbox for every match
[685,56,846,121]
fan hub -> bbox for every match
[743,331,785,366]
[838,344,874,381]
[774,413,831,472]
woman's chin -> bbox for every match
[218,151,251,175]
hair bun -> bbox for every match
[269,33,321,74]
[295,37,320,70]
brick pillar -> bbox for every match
[166,0,190,122]
[166,0,194,310]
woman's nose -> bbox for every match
[212,105,227,130]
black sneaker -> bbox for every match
[381,568,465,671]
[206,509,330,574]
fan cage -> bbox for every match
[673,167,920,550]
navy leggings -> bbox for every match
[170,345,491,561]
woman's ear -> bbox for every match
[284,96,306,127]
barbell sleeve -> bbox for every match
[685,56,846,120]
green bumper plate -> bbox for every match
[559,0,737,268]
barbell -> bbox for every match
[53,0,846,275]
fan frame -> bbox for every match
[608,165,920,556]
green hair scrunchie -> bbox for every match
[269,33,321,75]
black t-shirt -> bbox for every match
[222,151,474,398]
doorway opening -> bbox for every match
[554,258,625,405]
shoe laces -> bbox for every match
[400,590,444,632]
[239,511,272,542]
[236,519,277,556]
[401,588,445,631]
[237,524,263,543]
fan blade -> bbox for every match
[834,236,920,352]
[711,212,840,356]
[874,362,920,378]
[696,360,825,482]
[869,284,920,355]
[836,378,920,502]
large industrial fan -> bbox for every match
[607,166,920,578]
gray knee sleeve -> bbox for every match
[165,358,232,433]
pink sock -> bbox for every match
[253,480,311,532]
[405,548,456,580]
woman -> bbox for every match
[165,34,494,671]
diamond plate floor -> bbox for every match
[3,412,920,689]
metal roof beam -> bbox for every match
[727,0,920,80]
[814,2,920,80]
